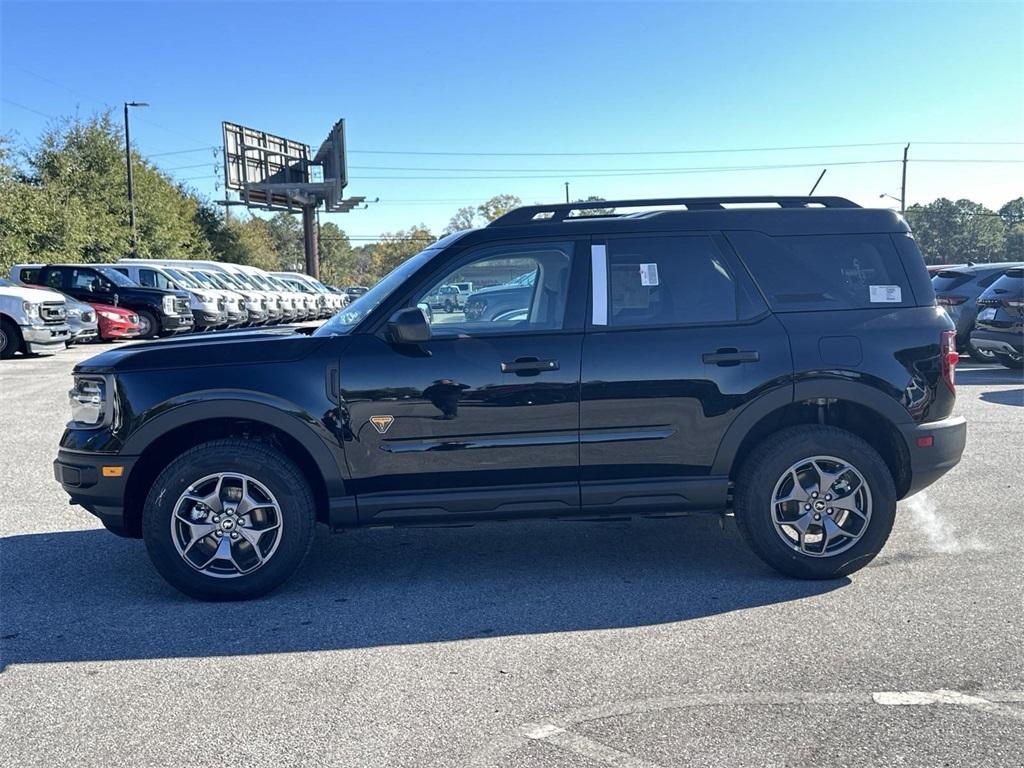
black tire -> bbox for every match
[142,438,316,601]
[1,317,23,359]
[444,301,453,313]
[967,341,997,363]
[733,425,896,579]
[136,310,160,340]
[994,351,1024,370]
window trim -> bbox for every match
[587,231,762,333]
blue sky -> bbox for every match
[2,1,1022,240]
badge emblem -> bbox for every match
[369,415,394,434]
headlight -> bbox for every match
[161,295,175,315]
[67,307,82,319]
[68,376,108,428]
[98,310,122,321]
[22,301,40,319]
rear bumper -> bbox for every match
[897,415,967,498]
[970,328,1023,356]
[20,323,71,354]
[54,449,138,537]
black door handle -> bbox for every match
[703,349,760,365]
[500,357,560,375]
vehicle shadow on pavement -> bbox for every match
[979,388,1024,407]
[0,517,846,668]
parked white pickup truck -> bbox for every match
[0,277,71,358]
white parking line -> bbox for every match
[874,689,1024,722]
[476,689,1024,766]
[524,722,663,768]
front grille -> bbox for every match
[174,298,189,315]
[40,302,67,323]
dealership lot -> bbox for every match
[1,344,1022,767]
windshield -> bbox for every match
[95,265,140,288]
[187,270,215,287]
[165,268,200,289]
[314,247,439,336]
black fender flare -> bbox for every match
[121,391,349,500]
[711,378,913,476]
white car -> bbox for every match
[272,271,344,318]
[0,277,71,358]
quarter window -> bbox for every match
[729,232,911,311]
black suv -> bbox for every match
[33,264,194,339]
[931,262,1023,362]
[970,267,1023,369]
[54,197,966,600]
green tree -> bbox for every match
[444,205,478,234]
[229,216,279,271]
[904,198,1006,264]
[476,194,521,222]
[367,225,434,283]
[318,221,357,286]
[267,212,304,270]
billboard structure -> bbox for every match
[220,119,367,277]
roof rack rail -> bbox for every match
[487,196,860,227]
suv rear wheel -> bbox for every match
[733,425,896,579]
[142,438,316,600]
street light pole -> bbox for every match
[123,101,148,257]
[900,143,909,214]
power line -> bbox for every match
[1,97,56,119]
[348,140,1024,157]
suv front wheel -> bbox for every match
[142,438,316,600]
[733,426,896,579]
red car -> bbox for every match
[89,303,142,341]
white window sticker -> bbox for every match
[640,263,660,287]
[869,285,902,303]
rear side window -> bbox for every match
[602,235,762,327]
[728,232,911,311]
[931,271,973,292]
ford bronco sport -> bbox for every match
[54,196,967,600]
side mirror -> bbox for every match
[387,307,431,344]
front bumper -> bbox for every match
[970,328,1023,356]
[160,313,195,333]
[20,323,71,354]
[54,449,138,537]
[69,326,99,344]
[897,415,967,498]
[192,309,227,329]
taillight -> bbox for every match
[1002,298,1024,310]
[936,295,968,307]
[940,330,957,393]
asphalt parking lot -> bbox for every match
[1,342,1022,767]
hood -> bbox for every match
[89,302,136,317]
[1,284,66,303]
[110,285,191,302]
[75,325,341,374]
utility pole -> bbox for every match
[123,101,149,257]
[303,205,320,279]
[900,143,909,214]
[564,181,569,203]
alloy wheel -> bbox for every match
[171,472,284,578]
[770,455,872,557]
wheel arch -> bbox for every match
[713,380,913,499]
[121,399,348,537]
